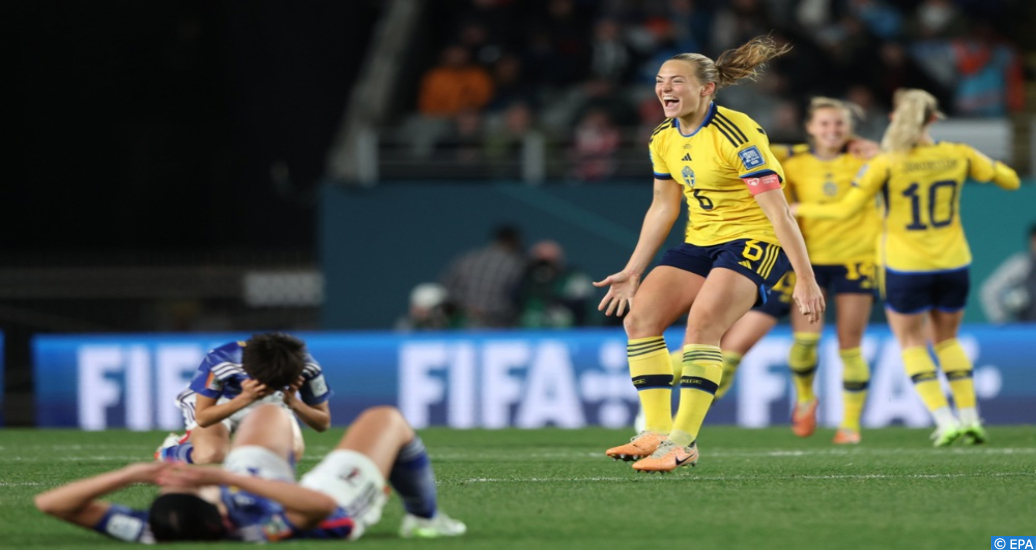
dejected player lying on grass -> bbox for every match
[35,404,465,542]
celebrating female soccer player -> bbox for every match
[781,97,881,445]
[594,35,825,472]
[794,89,1020,446]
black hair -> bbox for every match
[242,332,307,390]
[492,224,522,248]
[148,493,227,542]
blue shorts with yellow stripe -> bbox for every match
[883,266,969,314]
[658,240,790,307]
[813,262,878,295]
[753,270,794,319]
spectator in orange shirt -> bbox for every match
[418,45,494,117]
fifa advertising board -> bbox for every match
[33,326,1036,430]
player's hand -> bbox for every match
[788,202,800,217]
[847,138,879,159]
[793,277,826,324]
[121,462,171,484]
[282,376,304,407]
[240,379,271,402]
[592,270,640,317]
[157,464,226,488]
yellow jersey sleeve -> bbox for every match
[961,144,1021,190]
[649,119,675,180]
[719,118,784,181]
[770,143,810,164]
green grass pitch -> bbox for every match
[1,426,1034,549]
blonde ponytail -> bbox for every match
[881,88,944,153]
[670,35,792,97]
[714,36,792,89]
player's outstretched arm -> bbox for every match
[157,464,337,529]
[593,178,683,317]
[35,463,168,530]
[966,146,1021,191]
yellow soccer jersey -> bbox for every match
[770,143,811,164]
[783,152,879,264]
[796,142,1020,272]
[649,103,785,247]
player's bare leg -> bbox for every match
[608,267,702,460]
[187,423,233,464]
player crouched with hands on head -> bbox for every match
[36,404,466,542]
[156,332,332,464]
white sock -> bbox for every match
[932,407,959,431]
[958,407,979,426]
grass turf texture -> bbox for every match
[1,426,1034,550]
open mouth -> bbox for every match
[662,96,679,110]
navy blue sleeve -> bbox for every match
[94,504,153,543]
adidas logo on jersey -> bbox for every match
[682,154,692,162]
[739,260,752,269]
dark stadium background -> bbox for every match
[5,0,1036,427]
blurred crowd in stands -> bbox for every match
[396,225,602,331]
[399,0,1025,181]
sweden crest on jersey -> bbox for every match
[681,165,695,188]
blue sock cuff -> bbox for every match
[397,438,430,469]
[389,437,437,518]
[176,443,194,463]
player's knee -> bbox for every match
[622,310,664,339]
[356,406,412,436]
[251,403,289,422]
[684,322,722,345]
[191,446,227,464]
[359,405,403,424]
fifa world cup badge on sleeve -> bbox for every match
[309,374,328,396]
[738,146,765,170]
[206,371,221,391]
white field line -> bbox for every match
[0,446,1033,463]
[429,446,1036,460]
[6,472,1027,488]
[448,471,1036,484]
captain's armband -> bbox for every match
[742,173,782,195]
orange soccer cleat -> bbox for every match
[606,432,667,461]
[791,399,818,438]
[631,440,699,473]
[832,428,861,445]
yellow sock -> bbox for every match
[839,347,869,431]
[668,349,683,385]
[789,332,821,404]
[671,344,723,447]
[902,346,949,413]
[628,336,673,434]
[935,339,975,409]
[715,351,743,400]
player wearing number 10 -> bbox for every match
[594,36,825,473]
[794,89,1020,446]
